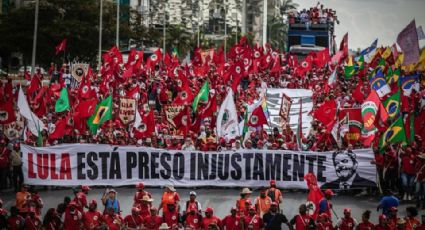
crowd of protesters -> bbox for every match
[0,182,425,229]
[287,2,339,26]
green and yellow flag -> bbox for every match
[55,88,70,112]
[344,56,356,79]
[379,116,406,150]
[87,95,113,134]
[383,90,400,120]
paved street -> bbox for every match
[1,187,423,224]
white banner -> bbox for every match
[21,144,376,189]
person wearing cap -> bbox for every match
[290,204,315,230]
[316,213,333,230]
[375,214,389,230]
[159,185,180,214]
[404,206,420,230]
[61,201,83,230]
[356,210,374,230]
[102,188,121,214]
[255,187,272,218]
[143,207,163,230]
[7,206,25,230]
[15,184,30,216]
[387,207,399,230]
[73,185,90,213]
[124,207,144,230]
[318,189,334,219]
[266,180,283,210]
[222,207,241,230]
[183,207,203,230]
[185,191,202,213]
[83,200,103,230]
[134,182,152,208]
[103,206,123,230]
[24,207,42,230]
[236,188,252,215]
[263,202,289,230]
[414,153,425,209]
[336,208,357,230]
[163,203,181,230]
[377,190,399,216]
[242,205,263,230]
[201,207,222,230]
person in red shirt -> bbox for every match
[222,207,241,230]
[202,207,222,230]
[83,200,103,230]
[144,207,163,230]
[124,207,144,229]
[24,208,42,230]
[139,195,154,218]
[243,205,263,230]
[74,185,90,213]
[0,140,10,192]
[317,213,333,230]
[103,207,123,230]
[184,191,202,213]
[375,215,389,230]
[356,210,374,230]
[387,207,399,230]
[7,206,25,230]
[290,204,315,230]
[163,204,181,230]
[337,208,358,230]
[158,186,180,214]
[417,215,425,230]
[400,147,416,201]
[134,183,152,208]
[236,188,252,215]
[61,201,83,230]
[183,208,203,230]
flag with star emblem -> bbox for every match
[87,95,113,134]
[379,116,406,150]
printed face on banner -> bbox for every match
[71,63,89,82]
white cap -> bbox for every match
[190,191,197,196]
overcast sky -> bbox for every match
[294,0,425,50]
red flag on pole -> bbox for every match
[339,33,348,58]
[55,39,67,55]
[304,173,324,220]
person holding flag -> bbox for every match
[319,190,335,220]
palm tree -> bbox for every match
[267,0,298,50]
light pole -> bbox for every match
[224,5,227,61]
[241,0,246,35]
[30,0,39,76]
[116,0,120,48]
[98,0,103,70]
[163,4,167,58]
[262,0,267,47]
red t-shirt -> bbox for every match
[294,214,313,230]
[163,212,180,229]
[24,216,42,230]
[339,217,356,230]
[103,214,123,230]
[202,216,222,230]
[124,214,144,229]
[83,210,103,230]
[222,215,241,230]
[317,222,333,230]
[244,214,263,230]
[358,221,374,230]
[185,214,202,230]
[7,215,25,230]
[402,155,416,174]
[144,215,163,230]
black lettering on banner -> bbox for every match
[77,152,86,179]
[243,153,254,180]
[317,155,327,182]
[127,152,137,179]
[190,153,196,180]
[265,153,281,180]
[282,154,292,181]
[87,152,98,180]
[109,152,121,179]
[160,152,171,179]
[231,153,242,180]
[253,153,264,180]
[306,155,317,174]
[173,152,184,180]
[99,152,110,179]
[217,154,229,180]
[209,154,217,180]
[138,152,149,179]
[151,152,160,179]
[197,153,209,180]
[292,154,305,181]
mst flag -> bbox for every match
[192,81,209,112]
[379,116,406,150]
[248,105,268,127]
[17,87,46,136]
[55,39,67,55]
[87,95,113,134]
[216,89,239,139]
[0,100,16,125]
[55,88,70,112]
[397,20,420,65]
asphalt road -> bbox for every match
[1,187,423,224]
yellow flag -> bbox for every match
[395,53,404,68]
[381,47,392,59]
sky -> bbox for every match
[294,0,425,50]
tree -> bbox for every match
[166,25,194,58]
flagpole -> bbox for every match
[116,0,120,48]
[98,0,103,70]
[30,0,39,76]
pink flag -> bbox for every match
[397,20,420,65]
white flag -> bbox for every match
[17,87,46,136]
[216,89,239,139]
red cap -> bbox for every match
[246,199,252,205]
[69,201,77,207]
[324,189,334,196]
[136,183,145,189]
[344,208,351,213]
[89,200,97,206]
[379,214,387,220]
[81,185,91,192]
[390,207,398,212]
[270,180,276,185]
[205,207,214,213]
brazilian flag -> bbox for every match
[379,116,407,150]
[383,90,400,120]
[87,95,113,134]
[386,68,400,85]
[344,56,356,79]
[357,55,365,71]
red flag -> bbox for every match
[230,61,244,92]
[314,48,330,68]
[304,173,324,220]
[27,74,41,96]
[173,84,193,105]
[313,99,337,131]
[55,39,67,55]
[248,106,268,127]
[173,106,191,136]
[122,65,133,79]
[146,49,163,69]
[270,56,282,73]
[352,79,365,103]
[0,100,16,124]
[49,117,67,140]
[78,76,95,99]
[134,110,155,139]
[415,110,425,148]
[164,52,172,66]
[297,54,313,76]
[339,32,348,58]
[75,99,98,118]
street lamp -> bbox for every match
[162,3,168,58]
